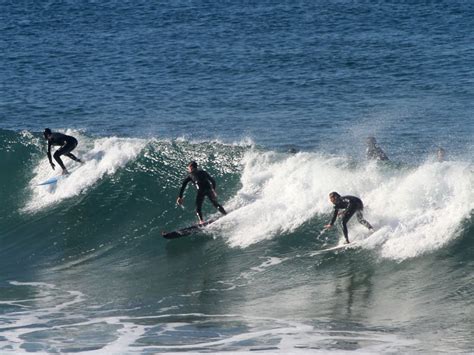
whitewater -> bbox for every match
[13,129,473,259]
[1,130,472,353]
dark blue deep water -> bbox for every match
[1,1,473,353]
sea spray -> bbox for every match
[212,151,473,262]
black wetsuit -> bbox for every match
[47,132,81,170]
[329,195,373,243]
[179,169,227,221]
[366,145,389,161]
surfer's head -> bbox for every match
[329,191,340,204]
[187,161,198,172]
[43,128,52,139]
[437,147,446,162]
[366,136,376,145]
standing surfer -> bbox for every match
[177,161,227,224]
[43,128,83,175]
[324,192,374,243]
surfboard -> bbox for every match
[161,219,217,239]
[37,165,82,186]
[320,241,359,252]
[37,176,62,186]
[313,227,376,255]
[309,241,361,256]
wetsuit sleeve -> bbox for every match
[329,208,338,226]
[178,176,192,198]
[47,141,53,163]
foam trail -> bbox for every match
[24,131,146,212]
[214,151,348,247]
[369,161,473,260]
[215,151,473,260]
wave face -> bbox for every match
[1,129,473,353]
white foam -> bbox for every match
[214,151,473,260]
[213,151,335,247]
[0,281,85,353]
[368,161,473,260]
[237,256,289,281]
[0,282,418,354]
[176,135,255,148]
[250,256,287,272]
[113,313,417,354]
[24,132,146,212]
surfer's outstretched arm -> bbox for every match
[46,141,55,170]
[328,208,338,227]
[177,176,192,204]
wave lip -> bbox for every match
[0,129,472,264]
[24,132,147,212]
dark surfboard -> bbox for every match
[161,219,216,239]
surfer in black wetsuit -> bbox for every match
[43,128,83,175]
[324,192,373,243]
[436,147,446,162]
[176,161,227,224]
[366,136,389,161]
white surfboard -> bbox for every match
[309,241,361,256]
[320,241,360,252]
[37,176,63,186]
[37,165,81,186]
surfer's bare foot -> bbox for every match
[198,220,206,225]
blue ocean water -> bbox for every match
[2,1,473,155]
[1,1,473,353]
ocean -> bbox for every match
[1,1,473,353]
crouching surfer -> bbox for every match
[324,192,374,243]
[43,128,83,175]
